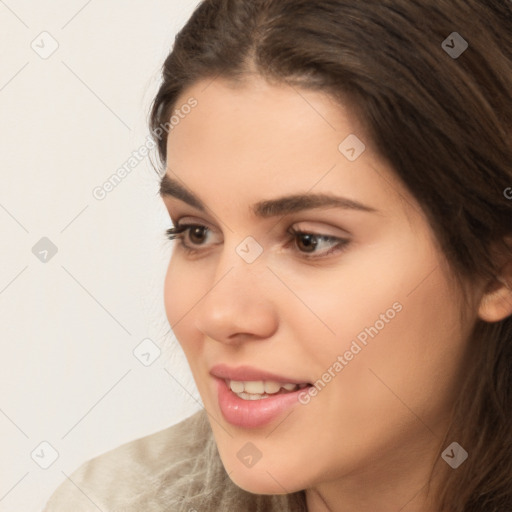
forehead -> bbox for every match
[167,75,353,157]
[164,77,418,221]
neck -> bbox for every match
[304,438,447,512]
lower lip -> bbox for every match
[215,378,308,429]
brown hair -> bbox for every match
[148,1,512,510]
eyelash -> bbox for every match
[165,223,350,260]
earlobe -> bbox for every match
[477,262,512,323]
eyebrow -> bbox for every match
[159,173,379,217]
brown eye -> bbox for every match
[295,233,318,253]
[165,224,213,248]
[188,226,208,244]
[287,228,350,259]
[166,224,349,259]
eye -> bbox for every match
[286,227,350,259]
[164,223,350,259]
[165,223,216,254]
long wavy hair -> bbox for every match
[148,1,512,510]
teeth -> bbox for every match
[264,381,282,394]
[237,391,271,400]
[244,381,266,394]
[228,380,302,396]
[229,380,245,393]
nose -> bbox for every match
[193,253,279,345]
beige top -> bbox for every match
[43,409,307,511]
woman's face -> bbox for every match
[161,76,478,498]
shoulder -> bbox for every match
[42,409,211,512]
[43,408,307,512]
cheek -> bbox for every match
[163,258,181,327]
[338,265,463,427]
[276,261,403,367]
[287,238,466,417]
[302,235,449,361]
[163,257,200,350]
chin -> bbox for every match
[218,449,307,495]
[226,468,293,495]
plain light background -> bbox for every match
[0,1,204,510]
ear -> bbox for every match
[477,237,512,323]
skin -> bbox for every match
[160,75,512,512]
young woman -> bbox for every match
[44,0,512,511]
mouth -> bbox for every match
[225,379,310,400]
[210,365,314,428]
[210,363,312,387]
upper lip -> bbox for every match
[210,364,311,384]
